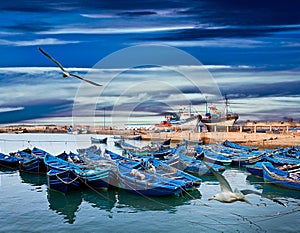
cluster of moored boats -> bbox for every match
[0,137,299,196]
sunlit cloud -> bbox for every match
[134,39,267,48]
[0,107,24,113]
[0,38,80,46]
[37,25,196,35]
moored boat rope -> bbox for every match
[55,173,79,185]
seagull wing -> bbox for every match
[38,47,66,72]
[39,47,102,87]
[69,73,102,86]
[240,189,286,206]
[203,161,233,192]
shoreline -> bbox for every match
[0,121,299,149]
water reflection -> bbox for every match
[19,170,47,186]
[115,189,202,213]
[45,187,202,224]
[0,166,18,174]
[247,174,300,200]
[83,189,117,212]
[47,189,83,224]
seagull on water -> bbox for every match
[203,161,285,205]
[38,47,102,87]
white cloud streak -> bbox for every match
[0,38,80,47]
[134,39,267,48]
[0,107,24,113]
[37,25,196,35]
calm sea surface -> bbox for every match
[0,134,299,233]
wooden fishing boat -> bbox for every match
[230,152,265,166]
[222,140,258,151]
[262,162,300,190]
[173,147,226,176]
[47,168,81,194]
[91,137,108,144]
[116,161,183,196]
[45,153,83,193]
[197,147,232,166]
[105,149,201,191]
[128,148,174,160]
[0,153,22,168]
[200,144,264,166]
[13,149,47,173]
[247,162,300,178]
[265,152,300,166]
[128,135,142,140]
[114,140,137,150]
[246,162,272,177]
[44,153,113,193]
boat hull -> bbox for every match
[116,163,183,196]
[20,157,47,173]
[47,169,81,194]
[201,118,236,132]
[262,163,300,190]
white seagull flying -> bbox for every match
[38,47,102,87]
[203,161,284,205]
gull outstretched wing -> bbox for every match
[38,47,66,72]
[240,189,286,206]
[70,73,102,87]
[203,161,233,193]
[38,47,102,87]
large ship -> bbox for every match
[155,106,202,131]
[201,95,239,132]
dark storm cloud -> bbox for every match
[220,80,300,99]
[180,0,300,26]
[117,11,157,17]
[154,26,300,41]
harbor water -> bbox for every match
[0,134,299,232]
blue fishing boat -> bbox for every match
[246,162,272,177]
[222,140,258,151]
[45,153,83,193]
[91,137,107,144]
[106,149,201,191]
[199,144,264,166]
[47,168,81,194]
[44,153,113,193]
[173,147,226,176]
[262,162,300,190]
[0,153,22,168]
[197,146,232,166]
[230,151,265,166]
[265,152,300,166]
[128,148,175,160]
[116,161,183,196]
[14,149,47,173]
[128,135,142,140]
[114,140,137,150]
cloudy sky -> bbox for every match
[0,0,299,125]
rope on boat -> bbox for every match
[76,176,116,203]
[55,173,79,185]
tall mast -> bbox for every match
[225,94,228,116]
[103,107,106,130]
[205,96,208,114]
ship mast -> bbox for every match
[225,94,228,116]
[205,96,208,114]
